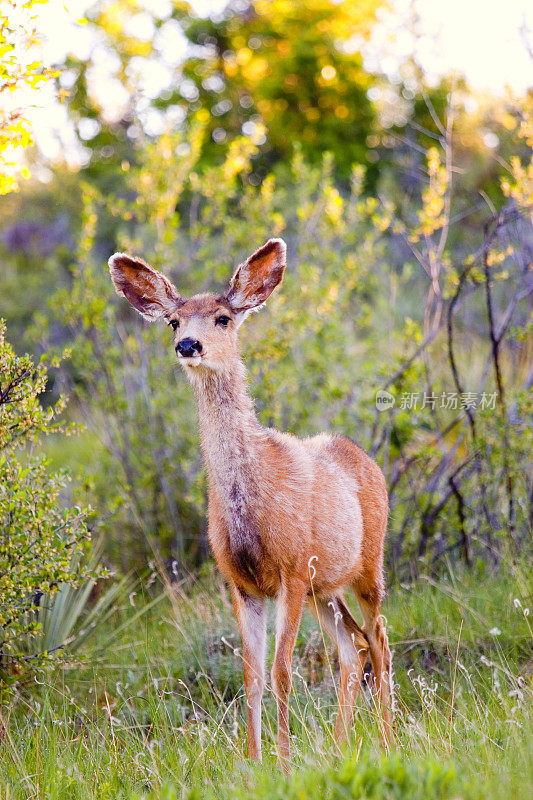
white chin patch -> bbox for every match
[182,355,202,367]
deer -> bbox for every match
[108,238,393,770]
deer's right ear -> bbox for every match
[108,253,181,321]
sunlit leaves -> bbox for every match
[223,132,261,181]
[410,147,448,241]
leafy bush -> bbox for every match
[0,322,94,668]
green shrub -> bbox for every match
[0,321,94,669]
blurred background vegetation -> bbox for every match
[0,2,532,795]
[3,0,530,579]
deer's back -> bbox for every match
[208,427,387,597]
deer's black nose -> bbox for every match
[176,337,202,358]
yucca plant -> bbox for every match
[20,543,136,654]
[24,559,131,657]
[23,547,168,659]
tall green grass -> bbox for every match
[1,564,531,799]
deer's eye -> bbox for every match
[216,315,231,327]
[169,319,179,331]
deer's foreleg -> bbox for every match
[271,579,306,772]
[231,584,267,762]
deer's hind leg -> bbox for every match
[307,593,369,745]
[353,581,394,749]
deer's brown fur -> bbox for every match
[109,239,393,769]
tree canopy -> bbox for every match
[0,0,57,194]
[176,0,382,180]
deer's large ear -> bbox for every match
[108,253,181,321]
[226,238,286,314]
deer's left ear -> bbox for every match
[108,253,181,321]
[226,238,286,315]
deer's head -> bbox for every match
[109,238,286,373]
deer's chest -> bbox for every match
[207,476,278,594]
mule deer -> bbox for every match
[109,239,393,768]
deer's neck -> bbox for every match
[191,363,265,582]
[191,363,262,502]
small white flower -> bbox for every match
[489,627,501,636]
[513,598,522,609]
